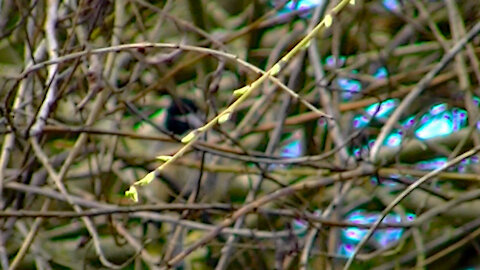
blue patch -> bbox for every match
[415,112,453,140]
[452,108,467,131]
[365,99,398,120]
[382,0,401,12]
[384,129,402,147]
[325,55,346,68]
[338,77,362,100]
[416,157,448,170]
[280,131,304,158]
[337,243,356,258]
[353,115,369,128]
[341,210,415,252]
[373,67,388,79]
[281,139,302,158]
[401,116,416,129]
[276,0,325,17]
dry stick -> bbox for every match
[58,100,122,267]
[63,1,131,267]
[27,1,130,268]
[301,182,353,270]
[162,164,206,262]
[369,21,480,163]
[146,0,173,42]
[0,41,45,270]
[20,42,328,120]
[412,226,426,268]
[40,125,304,167]
[309,25,352,266]
[118,0,294,116]
[309,40,350,163]
[378,167,480,182]
[187,33,307,221]
[357,230,414,262]
[160,1,354,267]
[340,69,460,112]
[9,201,50,270]
[375,187,425,266]
[161,158,480,183]
[360,63,433,96]
[21,123,438,168]
[4,181,312,238]
[216,28,309,266]
[372,216,480,270]
[230,26,305,137]
[0,207,236,218]
[344,41,441,71]
[300,1,349,268]
[0,204,417,229]
[419,223,480,268]
[0,3,46,268]
[134,0,228,48]
[16,123,480,172]
[16,176,480,234]
[413,1,475,237]
[338,4,434,74]
[252,68,467,132]
[159,36,230,260]
[410,188,480,226]
[412,0,449,50]
[400,188,480,222]
[343,145,480,270]
[0,203,236,218]
[313,12,352,269]
[13,220,51,269]
[0,217,17,269]
[214,100,287,268]
[114,222,160,270]
[465,42,480,88]
[216,53,306,270]
[39,1,132,267]
[7,181,480,230]
[446,0,480,148]
[0,42,45,209]
[164,164,374,268]
[131,0,353,195]
[450,115,480,159]
[29,0,59,137]
[29,138,128,269]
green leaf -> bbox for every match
[125,186,138,202]
[181,130,196,143]
[218,112,231,124]
[233,86,249,97]
[156,155,173,162]
[134,171,156,186]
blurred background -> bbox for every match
[1,0,480,269]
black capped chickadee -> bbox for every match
[165,98,203,136]
[129,97,206,202]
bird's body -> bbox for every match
[127,97,207,202]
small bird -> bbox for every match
[131,97,203,139]
[165,98,203,136]
[127,97,205,202]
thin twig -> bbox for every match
[344,145,480,269]
[165,164,374,268]
[9,200,50,270]
[369,21,480,163]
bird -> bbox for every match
[125,96,206,203]
[165,98,203,136]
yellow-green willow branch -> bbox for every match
[127,0,354,202]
